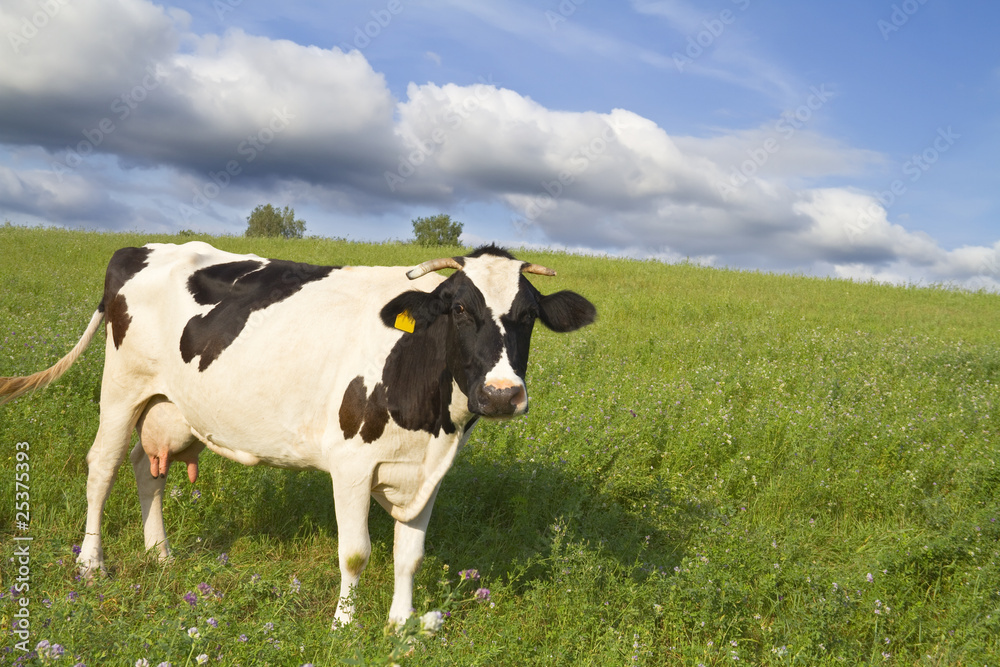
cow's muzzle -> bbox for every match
[471,379,528,417]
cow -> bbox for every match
[0,241,596,626]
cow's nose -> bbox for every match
[480,380,528,416]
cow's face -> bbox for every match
[380,246,596,419]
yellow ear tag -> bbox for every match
[394,311,416,334]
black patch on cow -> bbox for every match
[361,382,390,443]
[180,258,336,371]
[381,313,456,436]
[105,294,131,349]
[338,376,394,443]
[99,246,152,349]
[339,376,367,440]
[187,260,263,305]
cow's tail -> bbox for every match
[0,310,105,405]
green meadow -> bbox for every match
[2,224,999,665]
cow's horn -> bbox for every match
[522,263,556,277]
[406,257,464,280]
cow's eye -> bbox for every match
[453,303,466,315]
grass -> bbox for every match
[2,224,1000,665]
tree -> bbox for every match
[412,214,463,246]
[245,204,306,239]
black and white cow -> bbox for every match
[0,242,595,626]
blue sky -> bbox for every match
[2,0,999,288]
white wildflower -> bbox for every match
[420,610,445,635]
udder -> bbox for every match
[137,397,205,483]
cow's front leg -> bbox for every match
[388,485,440,626]
[332,476,372,627]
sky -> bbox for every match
[2,0,999,289]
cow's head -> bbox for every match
[380,245,596,418]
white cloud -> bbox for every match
[0,0,998,290]
[0,163,132,225]
[1,0,399,184]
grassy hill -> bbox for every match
[2,225,999,665]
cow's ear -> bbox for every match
[538,291,596,332]
[380,290,444,330]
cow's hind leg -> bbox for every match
[130,440,170,562]
[131,397,203,562]
[78,404,142,579]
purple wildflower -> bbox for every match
[459,569,480,581]
[475,588,491,601]
[34,641,64,661]
[183,591,197,608]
